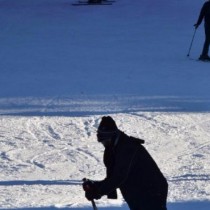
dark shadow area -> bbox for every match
[1,0,210,117]
[169,174,210,182]
[0,180,81,186]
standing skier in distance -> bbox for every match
[82,116,168,210]
[194,0,210,61]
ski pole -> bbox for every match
[91,199,98,210]
[187,28,197,57]
[82,178,98,210]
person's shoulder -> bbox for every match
[204,1,210,6]
[204,1,210,12]
[119,132,142,146]
[129,136,145,145]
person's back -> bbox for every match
[114,132,168,210]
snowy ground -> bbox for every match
[0,114,210,209]
[0,0,210,209]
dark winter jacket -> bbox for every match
[196,1,210,26]
[95,131,168,210]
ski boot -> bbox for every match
[199,54,210,61]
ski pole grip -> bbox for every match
[82,178,91,191]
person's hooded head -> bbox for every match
[97,116,119,147]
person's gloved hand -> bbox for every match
[82,178,101,201]
[194,23,199,29]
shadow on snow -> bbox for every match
[1,96,210,116]
[0,180,82,186]
[0,201,210,210]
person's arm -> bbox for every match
[95,144,139,196]
[195,3,207,28]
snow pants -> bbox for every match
[128,197,167,210]
[127,184,168,210]
[201,24,210,56]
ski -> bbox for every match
[72,2,112,6]
[79,0,115,2]
[198,60,210,62]
[188,57,210,62]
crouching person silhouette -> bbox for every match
[82,116,168,210]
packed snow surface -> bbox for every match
[0,0,210,209]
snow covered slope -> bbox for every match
[0,0,210,209]
[0,114,210,209]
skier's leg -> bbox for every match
[200,25,210,59]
